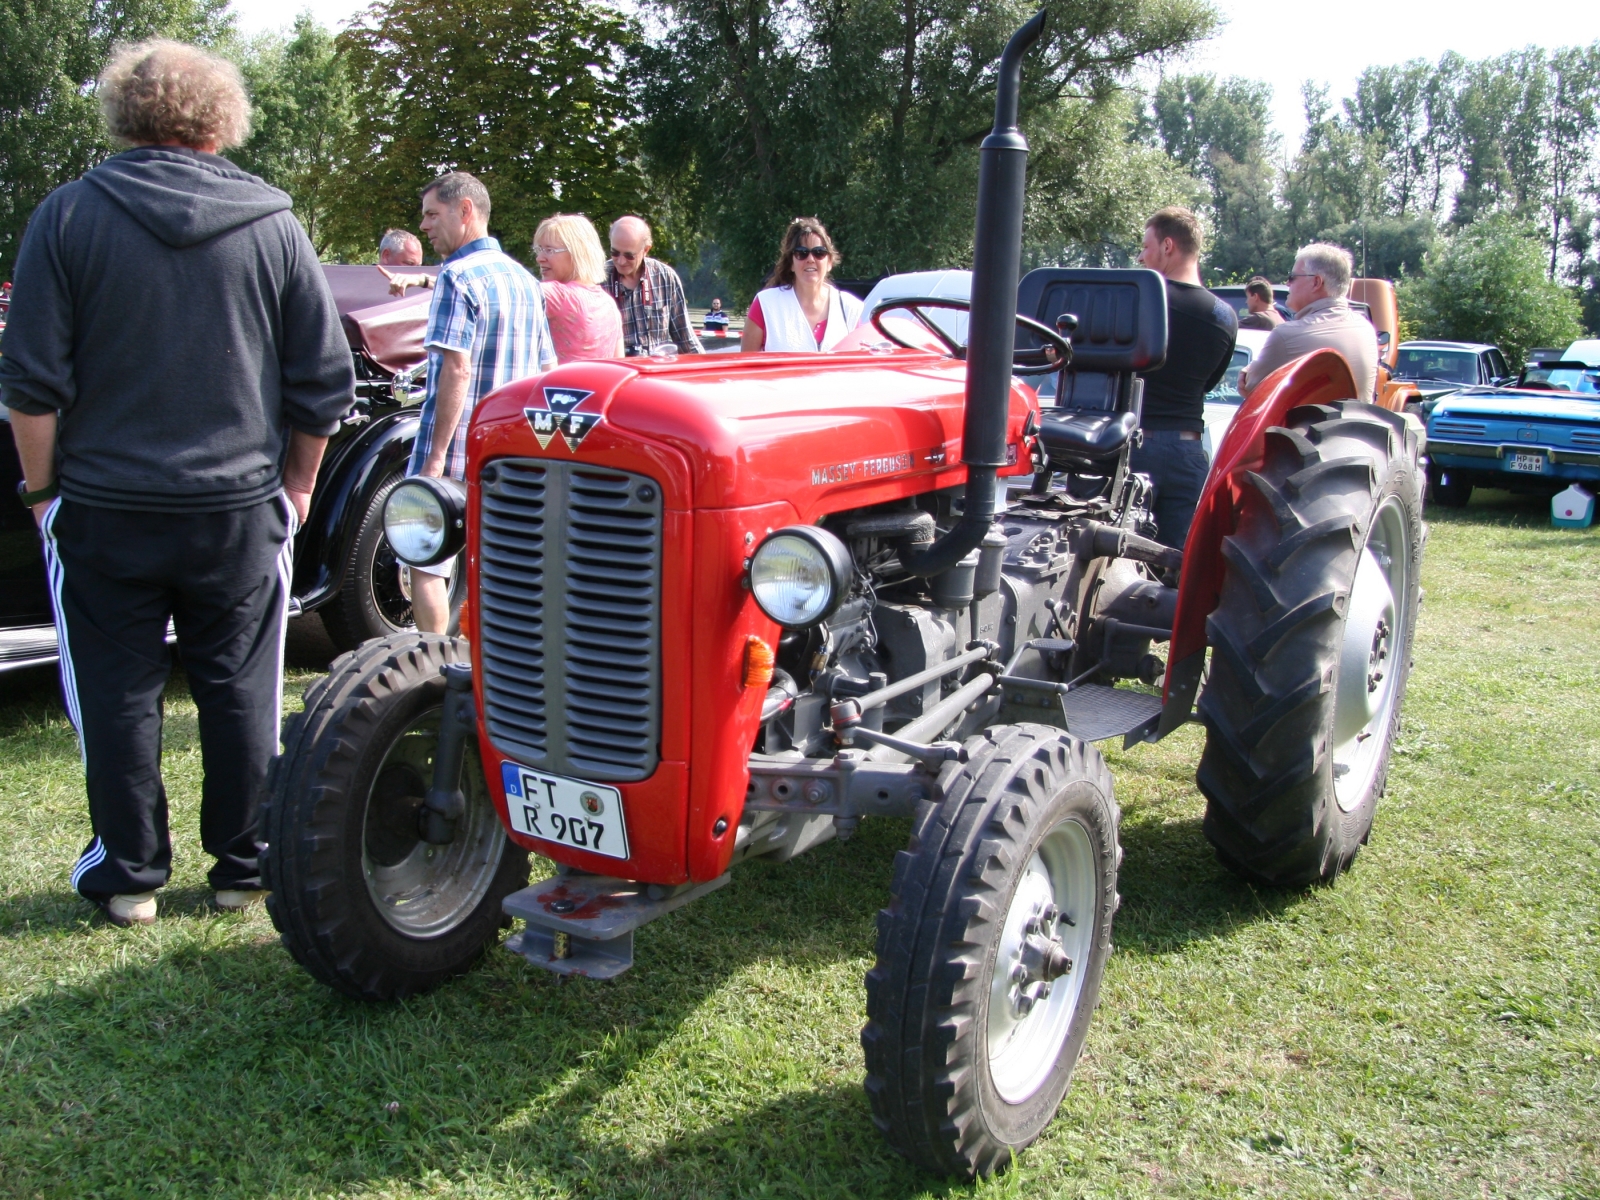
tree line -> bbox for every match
[1151,46,1600,340]
[2,0,1596,354]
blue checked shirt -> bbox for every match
[409,237,556,479]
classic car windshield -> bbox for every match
[1520,365,1600,395]
[1394,348,1476,383]
[1206,347,1251,405]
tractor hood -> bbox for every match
[467,351,1039,515]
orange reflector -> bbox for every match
[743,635,775,688]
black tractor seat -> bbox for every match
[1037,408,1138,465]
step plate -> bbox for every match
[502,872,730,979]
[1057,683,1164,744]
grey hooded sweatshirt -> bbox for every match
[0,146,353,512]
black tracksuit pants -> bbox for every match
[42,496,295,898]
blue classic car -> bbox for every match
[1425,361,1600,506]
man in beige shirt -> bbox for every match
[1240,243,1376,401]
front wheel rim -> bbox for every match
[360,708,506,938]
[985,815,1098,1104]
[1332,495,1411,812]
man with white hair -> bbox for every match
[603,215,703,356]
[378,228,424,267]
[0,40,353,926]
[1241,243,1377,401]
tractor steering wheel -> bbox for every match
[868,296,1074,377]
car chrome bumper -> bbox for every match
[0,624,59,674]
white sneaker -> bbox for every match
[214,889,267,912]
[105,892,157,927]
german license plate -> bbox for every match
[1508,452,1546,474]
[500,762,629,859]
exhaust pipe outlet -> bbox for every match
[900,9,1048,577]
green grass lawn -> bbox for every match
[1,489,1596,1200]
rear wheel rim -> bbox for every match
[361,707,506,938]
[985,815,1097,1104]
[1332,495,1410,812]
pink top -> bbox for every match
[543,280,625,363]
[747,295,826,347]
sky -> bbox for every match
[226,0,1600,147]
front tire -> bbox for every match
[862,725,1120,1178]
[262,633,529,999]
[1197,401,1423,887]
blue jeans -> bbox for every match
[1129,430,1210,550]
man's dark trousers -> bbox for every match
[1129,431,1211,550]
[43,496,294,899]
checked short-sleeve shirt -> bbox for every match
[408,236,556,480]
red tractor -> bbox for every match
[262,13,1424,1179]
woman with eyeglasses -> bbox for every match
[531,214,624,363]
[741,217,862,353]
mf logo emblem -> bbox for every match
[524,387,601,452]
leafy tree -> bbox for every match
[1149,72,1281,280]
[1544,45,1600,278]
[639,0,1218,300]
[329,0,646,263]
[232,16,358,258]
[0,0,231,278]
[1399,214,1584,368]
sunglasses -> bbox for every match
[1284,272,1319,282]
[609,248,639,261]
[792,245,830,260]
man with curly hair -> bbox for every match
[0,40,353,927]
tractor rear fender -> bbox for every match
[1156,348,1359,739]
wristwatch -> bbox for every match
[17,479,58,507]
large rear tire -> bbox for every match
[1197,401,1422,887]
[262,633,529,999]
[862,725,1120,1178]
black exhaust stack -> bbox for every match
[902,10,1048,577]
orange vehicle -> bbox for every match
[1350,278,1418,413]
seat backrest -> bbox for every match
[1016,268,1169,415]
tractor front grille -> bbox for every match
[476,458,662,781]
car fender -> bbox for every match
[292,410,419,611]
[1156,348,1361,738]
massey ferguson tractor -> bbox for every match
[262,13,1424,1179]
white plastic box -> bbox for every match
[1551,484,1595,529]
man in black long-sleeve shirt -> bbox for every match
[1132,207,1238,549]
[0,41,353,926]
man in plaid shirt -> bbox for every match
[604,216,704,357]
[398,171,555,631]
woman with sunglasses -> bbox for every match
[532,214,624,363]
[741,217,862,353]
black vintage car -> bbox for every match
[1,265,444,677]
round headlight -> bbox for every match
[383,477,465,567]
[749,525,853,628]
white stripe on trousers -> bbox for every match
[71,836,105,892]
[40,498,87,765]
[274,492,299,737]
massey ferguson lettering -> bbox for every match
[812,452,914,486]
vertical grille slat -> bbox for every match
[477,459,662,782]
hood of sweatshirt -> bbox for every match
[84,147,292,248]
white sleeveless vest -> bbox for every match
[756,285,864,352]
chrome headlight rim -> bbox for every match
[748,524,853,629]
[382,476,467,568]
